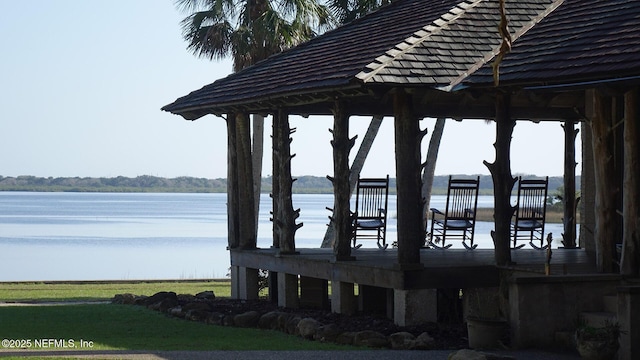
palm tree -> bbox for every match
[176,0,333,245]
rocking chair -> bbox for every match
[511,176,549,249]
[352,176,389,250]
[427,176,480,250]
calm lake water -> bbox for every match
[0,192,566,281]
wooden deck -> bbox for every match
[230,247,595,290]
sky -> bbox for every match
[0,1,580,180]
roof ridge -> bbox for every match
[442,0,566,91]
[355,0,484,83]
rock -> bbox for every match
[168,306,184,317]
[389,331,416,350]
[277,313,294,332]
[414,331,436,350]
[112,293,137,305]
[206,312,225,326]
[314,323,342,342]
[196,290,215,300]
[182,301,212,312]
[258,311,281,330]
[223,314,235,326]
[234,311,260,328]
[286,316,302,335]
[143,291,178,312]
[185,309,211,322]
[448,349,487,360]
[335,331,356,346]
[354,330,389,348]
[297,318,322,340]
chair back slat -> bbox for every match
[353,176,390,248]
[512,176,549,248]
[446,178,480,220]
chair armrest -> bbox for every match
[430,208,444,216]
[377,208,386,217]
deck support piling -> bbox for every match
[394,288,437,325]
[331,281,357,315]
[277,272,299,308]
[230,265,259,300]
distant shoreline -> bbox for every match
[0,174,574,195]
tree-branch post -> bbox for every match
[561,119,579,248]
[331,100,354,261]
[393,89,424,266]
[227,114,240,250]
[273,109,300,254]
[236,112,257,250]
[621,87,640,276]
[484,91,516,266]
[588,89,618,273]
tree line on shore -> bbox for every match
[0,174,574,194]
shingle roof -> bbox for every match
[162,0,558,119]
[465,0,640,87]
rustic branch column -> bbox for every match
[393,89,424,266]
[272,109,301,254]
[587,89,617,273]
[330,100,355,261]
[561,120,579,248]
[227,114,239,249]
[484,91,516,266]
[236,112,257,250]
[621,87,640,276]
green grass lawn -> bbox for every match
[0,304,352,351]
[0,280,231,302]
[0,281,356,353]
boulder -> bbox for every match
[414,331,436,350]
[314,323,342,342]
[277,313,294,332]
[234,311,260,328]
[258,311,281,330]
[389,331,416,350]
[182,301,212,312]
[285,316,302,335]
[354,330,389,348]
[335,331,356,346]
[223,314,235,326]
[206,312,225,326]
[143,291,178,312]
[185,309,211,322]
[112,293,137,305]
[168,306,184,317]
[196,290,215,300]
[448,349,488,360]
[297,318,322,340]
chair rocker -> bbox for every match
[427,176,480,250]
[352,176,389,250]
[511,176,549,250]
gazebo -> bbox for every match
[163,0,640,355]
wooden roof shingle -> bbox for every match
[162,0,558,119]
[465,0,640,87]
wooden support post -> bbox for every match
[299,276,329,309]
[588,89,618,273]
[330,101,354,261]
[393,89,425,266]
[562,120,579,248]
[236,112,257,250]
[277,272,299,308]
[227,115,239,249]
[580,120,596,253]
[621,87,640,276]
[273,109,299,254]
[230,265,259,300]
[330,281,356,315]
[484,92,516,266]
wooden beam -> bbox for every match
[393,89,425,266]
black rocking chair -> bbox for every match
[511,176,549,249]
[352,176,389,250]
[427,176,480,250]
